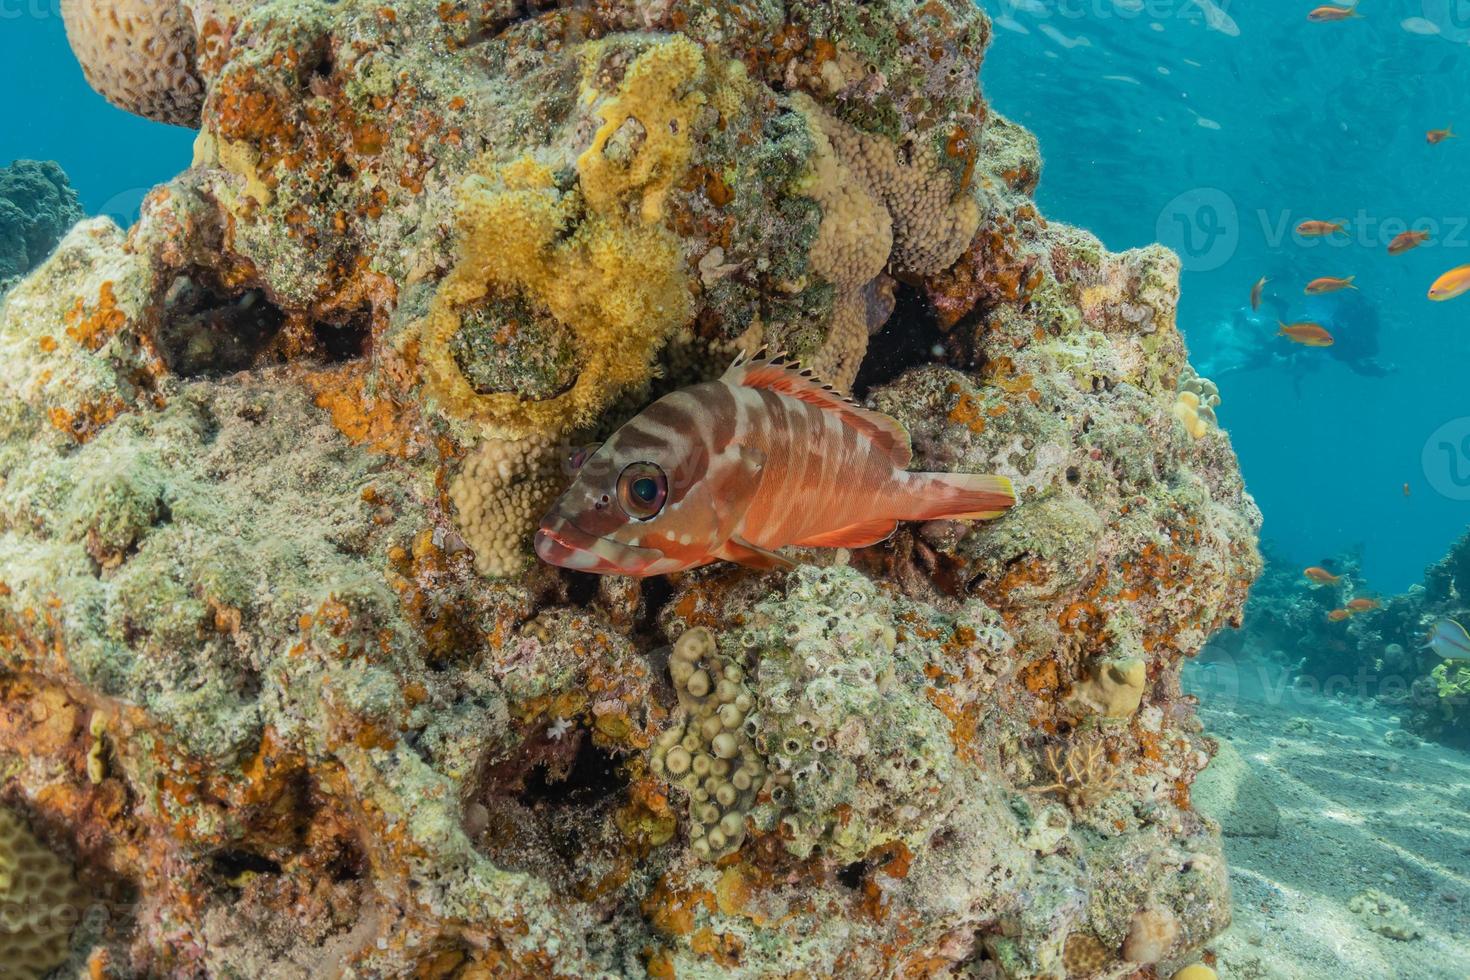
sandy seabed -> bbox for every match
[1185,660,1470,979]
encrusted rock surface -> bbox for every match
[0,0,1258,976]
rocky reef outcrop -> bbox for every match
[0,1,1258,976]
[0,160,84,294]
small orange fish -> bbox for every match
[1388,230,1430,255]
[1347,598,1381,613]
[1403,482,1412,497]
[1251,276,1268,311]
[1305,276,1356,294]
[535,354,1016,576]
[1428,264,1470,301]
[1427,127,1456,144]
[1296,220,1347,237]
[1328,609,1353,622]
[1278,321,1335,347]
[1304,567,1342,585]
[1308,3,1360,21]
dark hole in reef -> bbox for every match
[312,312,372,363]
[210,849,282,880]
[837,860,867,889]
[519,734,624,809]
[564,570,600,608]
[158,275,286,377]
[301,37,335,85]
[852,282,948,398]
[640,575,674,631]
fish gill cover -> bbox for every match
[0,0,1258,977]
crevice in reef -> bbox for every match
[209,849,283,880]
[852,282,956,398]
[311,309,373,363]
[158,274,286,377]
[156,271,374,376]
[520,734,623,809]
[470,731,631,893]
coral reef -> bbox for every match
[0,160,84,293]
[0,0,1265,975]
[1211,531,1470,747]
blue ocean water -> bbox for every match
[5,0,1468,590]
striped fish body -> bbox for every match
[1429,618,1470,661]
[535,356,1015,577]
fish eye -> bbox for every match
[617,462,668,521]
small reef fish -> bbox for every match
[1251,276,1268,311]
[1296,220,1346,237]
[1278,322,1335,347]
[1327,609,1353,622]
[1427,127,1456,144]
[535,354,1017,577]
[1428,619,1470,660]
[1403,482,1412,497]
[1347,598,1381,613]
[1428,264,1470,301]
[1308,3,1360,21]
[1304,566,1342,585]
[1305,276,1356,294]
[1388,230,1430,255]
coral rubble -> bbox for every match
[0,0,1262,975]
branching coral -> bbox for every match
[1033,740,1121,812]
[60,0,204,127]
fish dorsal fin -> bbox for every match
[722,351,913,467]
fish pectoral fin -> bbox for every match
[794,519,899,549]
[716,536,797,571]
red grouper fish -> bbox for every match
[535,354,1017,577]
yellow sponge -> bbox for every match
[1172,965,1218,980]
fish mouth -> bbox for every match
[534,515,662,576]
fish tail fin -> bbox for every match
[1347,277,1358,289]
[912,473,1017,521]
[1277,321,1287,335]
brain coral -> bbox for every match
[0,807,83,979]
[60,0,205,127]
[0,0,1259,975]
